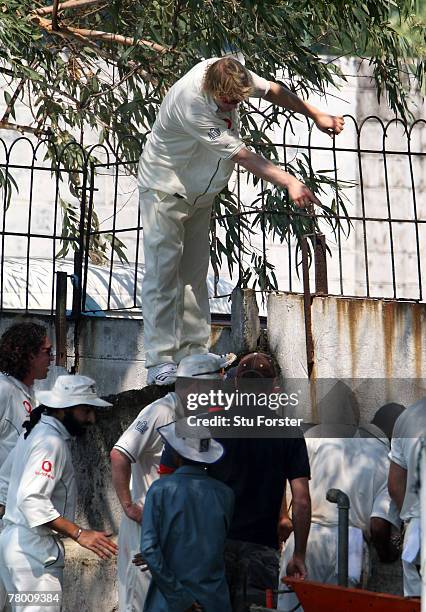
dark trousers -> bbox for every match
[224,539,279,612]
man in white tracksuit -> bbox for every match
[110,352,232,612]
[388,397,426,597]
[278,399,400,610]
[0,322,53,611]
[138,56,345,385]
[0,375,118,612]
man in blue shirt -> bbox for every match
[138,418,234,612]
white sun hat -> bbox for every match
[36,375,112,409]
[157,418,224,464]
[176,353,236,379]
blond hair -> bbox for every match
[203,57,254,101]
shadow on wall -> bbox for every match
[71,384,171,533]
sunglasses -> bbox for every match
[220,96,242,105]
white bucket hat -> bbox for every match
[157,418,224,464]
[36,375,112,409]
[176,353,236,379]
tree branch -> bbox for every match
[66,27,170,54]
[0,121,51,136]
[33,16,170,54]
[51,0,60,30]
[0,67,14,77]
[34,0,105,16]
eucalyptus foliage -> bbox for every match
[0,0,423,287]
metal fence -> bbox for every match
[0,113,424,320]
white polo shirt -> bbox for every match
[389,397,426,522]
[0,373,35,469]
[305,428,400,537]
[138,58,270,206]
[1,414,76,535]
[113,392,179,503]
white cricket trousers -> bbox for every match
[139,189,212,368]
[117,514,151,612]
[0,519,10,612]
[402,518,421,597]
[0,525,63,612]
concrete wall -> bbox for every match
[0,312,231,396]
[268,292,426,422]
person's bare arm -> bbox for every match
[370,517,399,563]
[233,147,319,208]
[278,481,293,545]
[110,448,142,523]
[45,516,118,560]
[286,477,311,579]
[388,461,407,513]
[264,81,345,137]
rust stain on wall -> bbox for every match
[309,362,318,423]
[335,297,343,340]
[335,298,365,378]
[382,301,396,379]
[411,304,423,379]
[209,325,225,352]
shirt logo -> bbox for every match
[135,420,148,435]
[35,459,54,479]
[208,127,221,141]
[23,400,33,414]
[42,460,52,473]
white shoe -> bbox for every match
[147,363,177,386]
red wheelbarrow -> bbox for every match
[282,577,420,612]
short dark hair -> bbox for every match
[0,322,47,381]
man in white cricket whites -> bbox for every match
[0,375,118,612]
[138,56,345,385]
[388,397,426,597]
[278,386,400,610]
[0,322,53,611]
[110,352,233,612]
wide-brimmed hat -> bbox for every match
[157,418,224,464]
[176,353,236,379]
[36,375,112,409]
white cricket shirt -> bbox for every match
[138,58,270,205]
[113,392,179,504]
[1,414,76,535]
[0,373,35,469]
[305,429,400,537]
[389,397,426,521]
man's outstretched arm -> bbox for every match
[264,82,345,137]
[233,147,319,208]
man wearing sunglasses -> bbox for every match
[138,56,344,387]
[0,322,54,611]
